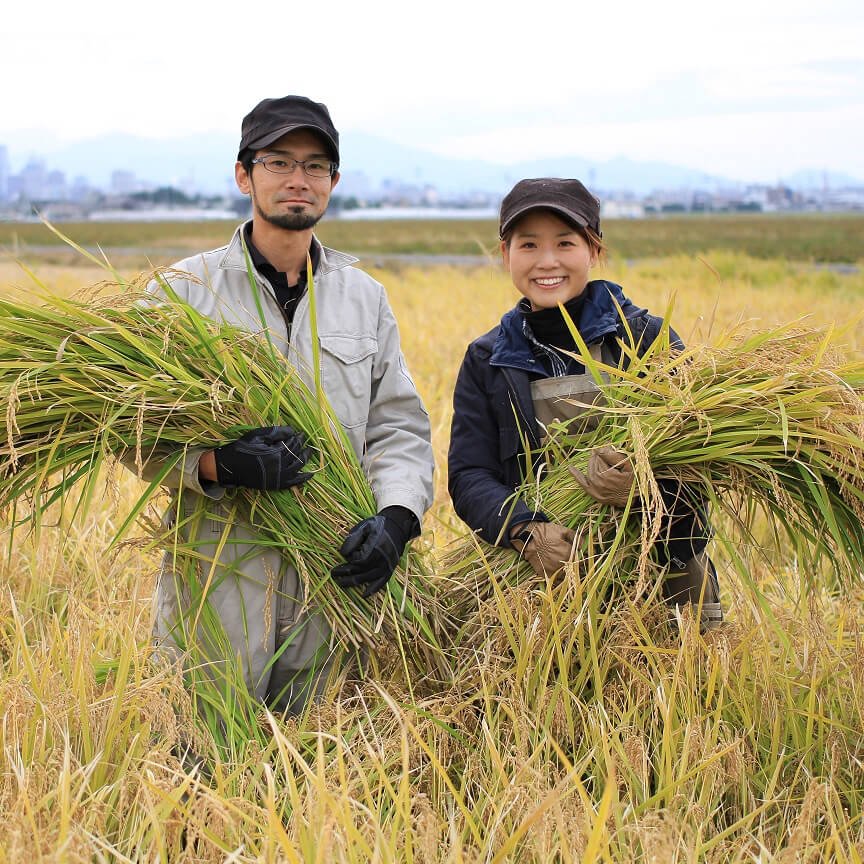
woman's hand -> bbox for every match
[569,445,635,506]
[511,521,576,576]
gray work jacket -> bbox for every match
[149,222,434,520]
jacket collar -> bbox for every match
[217,220,358,275]
[490,280,638,371]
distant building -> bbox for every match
[337,170,376,202]
[70,175,95,203]
[110,170,140,195]
[0,145,8,202]
[45,169,67,202]
[7,175,23,201]
[19,158,48,200]
[602,200,645,219]
[422,185,439,206]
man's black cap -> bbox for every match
[499,178,601,238]
[237,95,339,165]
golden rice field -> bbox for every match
[1,237,864,862]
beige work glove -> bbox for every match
[511,521,576,576]
[569,445,635,507]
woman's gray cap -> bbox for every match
[499,178,602,238]
[237,95,339,165]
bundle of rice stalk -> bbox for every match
[0,290,444,671]
[438,317,864,633]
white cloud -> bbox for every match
[3,0,863,179]
[432,104,864,181]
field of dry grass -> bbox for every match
[1,239,864,862]
[2,212,863,264]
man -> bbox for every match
[143,95,434,713]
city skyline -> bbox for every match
[3,131,862,200]
[3,134,861,224]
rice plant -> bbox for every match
[3,252,864,861]
[0,288,446,754]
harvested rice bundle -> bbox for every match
[439,321,864,633]
[0,291,442,663]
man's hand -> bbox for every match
[331,507,419,597]
[213,425,312,490]
[569,445,634,506]
[511,521,576,576]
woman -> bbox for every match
[447,177,722,631]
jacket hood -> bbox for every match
[490,280,643,370]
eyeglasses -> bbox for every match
[251,154,336,178]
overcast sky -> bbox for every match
[4,0,863,182]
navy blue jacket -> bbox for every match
[448,280,680,547]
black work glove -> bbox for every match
[331,506,420,597]
[214,425,312,490]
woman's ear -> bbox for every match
[500,239,510,269]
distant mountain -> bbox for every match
[508,154,732,196]
[4,130,862,198]
[336,133,737,197]
[779,169,864,190]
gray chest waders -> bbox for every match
[528,342,724,632]
[529,343,609,435]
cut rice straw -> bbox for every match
[439,315,864,640]
[0,289,446,672]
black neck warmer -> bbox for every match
[524,294,586,348]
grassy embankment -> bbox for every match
[1,212,863,265]
[1,218,864,861]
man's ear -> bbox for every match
[330,170,341,192]
[235,161,251,195]
[501,239,510,270]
